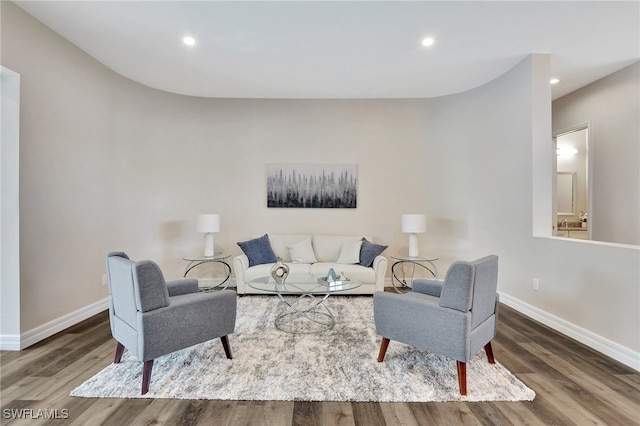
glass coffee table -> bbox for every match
[247,274,362,334]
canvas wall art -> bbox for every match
[267,163,357,208]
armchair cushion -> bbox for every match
[132,260,170,313]
[237,234,278,267]
[439,262,475,312]
[359,238,388,267]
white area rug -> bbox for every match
[70,296,535,402]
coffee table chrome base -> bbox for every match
[275,293,335,334]
[247,275,362,334]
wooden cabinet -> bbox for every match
[569,230,588,239]
[557,229,588,239]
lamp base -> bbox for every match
[204,233,215,257]
[408,233,418,257]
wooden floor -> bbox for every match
[1,294,639,425]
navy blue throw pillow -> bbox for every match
[359,238,387,267]
[237,234,278,267]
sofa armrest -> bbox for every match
[233,254,250,294]
[166,279,199,296]
[371,255,388,292]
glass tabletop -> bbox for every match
[247,274,362,294]
[182,253,230,262]
[391,255,439,262]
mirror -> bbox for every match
[557,172,576,216]
[553,127,589,239]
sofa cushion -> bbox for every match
[287,238,318,263]
[312,235,369,262]
[267,234,312,261]
[237,234,278,267]
[336,240,363,264]
[359,238,388,267]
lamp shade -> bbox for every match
[402,214,426,233]
[196,214,220,233]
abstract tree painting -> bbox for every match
[267,164,357,208]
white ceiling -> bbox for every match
[14,1,640,100]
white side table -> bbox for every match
[391,255,439,293]
[183,254,232,291]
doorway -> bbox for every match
[0,66,21,349]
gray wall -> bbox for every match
[2,3,639,363]
[553,62,640,246]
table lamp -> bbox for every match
[402,214,426,257]
[196,214,220,257]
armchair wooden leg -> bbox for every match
[221,335,233,359]
[377,337,390,362]
[141,360,154,395]
[114,342,125,363]
[484,342,496,364]
[456,361,467,395]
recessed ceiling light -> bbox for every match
[421,37,435,47]
[183,36,196,46]
[550,78,560,85]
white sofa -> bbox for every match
[233,234,388,295]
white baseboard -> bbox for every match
[0,298,109,351]
[499,292,640,372]
[0,334,21,351]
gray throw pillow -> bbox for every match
[359,238,387,267]
[237,234,278,267]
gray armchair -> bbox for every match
[105,252,237,394]
[374,255,499,395]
